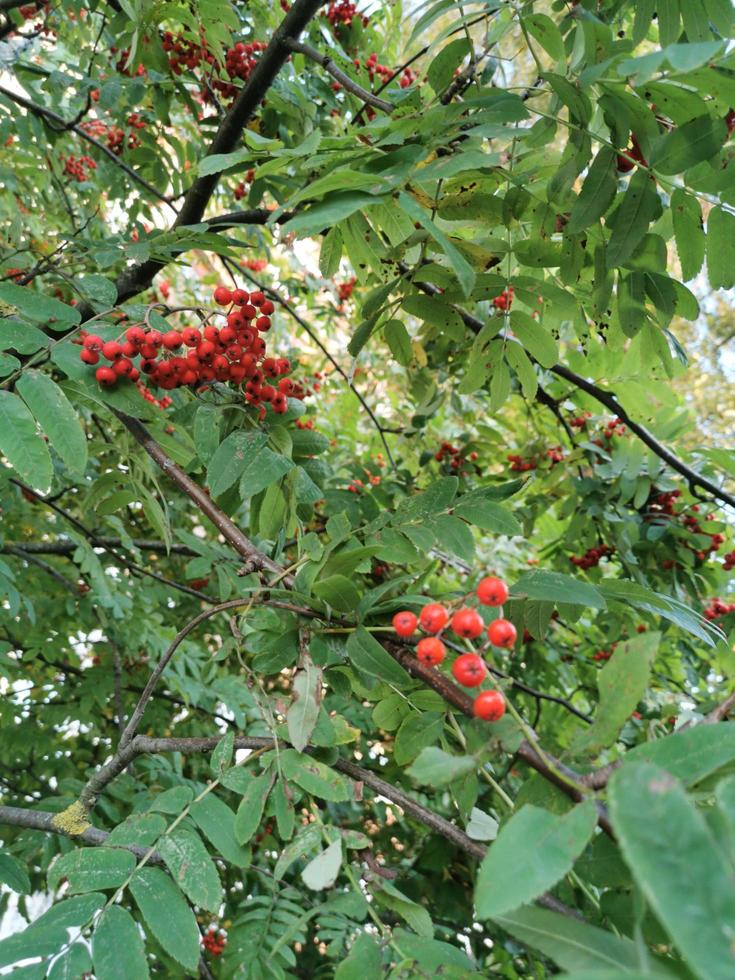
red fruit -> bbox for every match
[450,607,484,639]
[80,348,99,364]
[416,637,446,666]
[473,689,506,722]
[95,366,117,387]
[101,340,122,360]
[452,653,487,687]
[255,315,271,332]
[250,291,265,305]
[182,327,201,346]
[113,357,134,376]
[162,330,182,349]
[487,618,517,649]
[392,610,417,638]
[476,576,509,607]
[240,303,257,320]
[83,334,103,351]
[213,285,232,305]
[419,603,449,634]
[125,325,146,346]
[259,299,275,315]
[231,288,249,304]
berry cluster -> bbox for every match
[569,412,592,428]
[723,550,735,571]
[202,925,227,957]
[78,285,303,418]
[507,453,536,472]
[242,258,268,273]
[492,286,514,311]
[703,597,735,621]
[160,30,267,103]
[434,441,478,473]
[645,490,726,562]
[63,155,96,181]
[325,0,369,28]
[392,576,513,721]
[570,543,614,570]
[336,277,357,303]
[234,170,256,200]
[592,645,615,662]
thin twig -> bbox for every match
[284,38,394,112]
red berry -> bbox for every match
[83,334,103,351]
[125,325,146,346]
[419,603,449,634]
[416,637,446,666]
[95,366,117,387]
[231,288,249,304]
[452,653,487,687]
[250,291,265,305]
[450,607,484,639]
[182,328,201,346]
[80,348,99,364]
[476,576,509,606]
[487,618,517,649]
[392,611,417,637]
[101,341,122,360]
[162,330,183,350]
[213,285,232,305]
[473,689,506,721]
[259,299,275,315]
[113,357,134,376]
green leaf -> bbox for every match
[190,793,252,867]
[566,147,618,234]
[16,370,87,478]
[0,895,105,969]
[234,771,274,844]
[335,932,383,979]
[48,847,135,893]
[427,37,471,93]
[475,802,597,918]
[274,826,321,880]
[672,190,705,280]
[509,312,559,368]
[610,761,735,980]
[129,867,200,972]
[313,574,362,613]
[92,906,150,980]
[606,169,662,268]
[47,942,92,980]
[453,498,521,536]
[624,722,735,786]
[374,882,434,938]
[319,226,343,278]
[0,853,30,893]
[512,570,605,609]
[573,632,659,755]
[402,295,465,341]
[239,445,293,499]
[347,628,412,686]
[148,785,193,814]
[492,906,644,974]
[394,476,458,522]
[197,148,251,176]
[301,838,342,890]
[210,730,234,776]
[523,13,565,61]
[0,319,48,354]
[0,283,81,328]
[394,712,444,766]
[707,206,735,289]
[158,830,222,912]
[407,747,477,787]
[649,115,726,174]
[384,319,412,365]
[280,749,352,802]
[0,390,53,492]
[281,193,378,237]
[206,429,267,497]
[426,514,475,562]
[398,192,476,297]
[287,652,322,752]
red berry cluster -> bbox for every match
[434,441,478,473]
[570,543,614,570]
[202,925,227,957]
[569,412,592,428]
[546,445,564,464]
[162,30,211,74]
[111,47,146,77]
[336,277,357,303]
[507,453,536,472]
[392,576,513,721]
[646,491,726,562]
[242,258,268,272]
[234,170,256,200]
[723,551,735,571]
[325,0,369,28]
[617,135,647,173]
[592,644,616,662]
[492,286,514,311]
[63,155,97,181]
[78,285,303,418]
[704,597,735,621]
[161,30,266,103]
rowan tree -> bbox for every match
[1,1,735,977]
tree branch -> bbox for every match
[1,538,198,557]
[284,39,394,112]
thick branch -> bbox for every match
[284,39,394,112]
[1,538,198,557]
